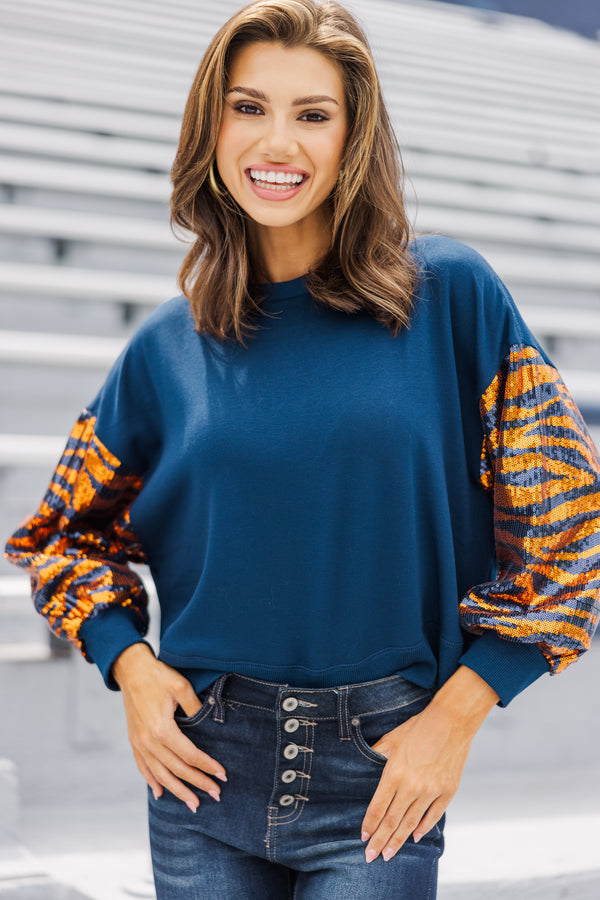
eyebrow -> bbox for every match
[227,86,339,106]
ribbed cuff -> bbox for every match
[459,630,550,707]
[79,606,153,691]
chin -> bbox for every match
[243,206,310,229]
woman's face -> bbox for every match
[216,41,348,234]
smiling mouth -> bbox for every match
[247,168,308,191]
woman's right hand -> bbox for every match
[112,642,227,812]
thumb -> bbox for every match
[174,678,203,719]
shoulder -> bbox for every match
[410,237,545,394]
[92,295,193,407]
[128,294,194,351]
[89,297,193,465]
[410,235,516,332]
[410,235,499,288]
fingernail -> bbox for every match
[152,790,160,801]
[208,790,221,802]
[382,847,395,862]
[361,831,370,842]
[413,832,423,844]
[215,772,228,782]
[186,801,197,813]
[365,848,377,864]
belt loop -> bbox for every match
[210,673,229,723]
[337,686,350,740]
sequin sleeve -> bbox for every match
[3,409,149,658]
[459,344,600,674]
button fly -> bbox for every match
[282,697,298,712]
[284,718,300,733]
[279,794,295,807]
[283,743,299,760]
[281,769,297,784]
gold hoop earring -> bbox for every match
[208,160,225,197]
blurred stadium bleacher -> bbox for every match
[0,0,599,657]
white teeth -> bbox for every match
[249,169,305,190]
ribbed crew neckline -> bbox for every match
[260,275,310,302]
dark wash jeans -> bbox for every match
[148,672,445,899]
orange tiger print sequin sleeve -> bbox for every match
[459,344,600,674]
[4,409,149,657]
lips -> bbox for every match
[245,167,309,200]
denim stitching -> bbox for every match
[226,699,273,713]
[173,702,213,728]
[276,723,314,826]
[337,687,351,740]
[425,852,441,900]
[266,804,277,862]
[351,690,433,719]
[206,693,432,719]
[218,693,432,718]
[265,692,286,863]
[343,687,351,740]
[350,721,388,766]
[212,674,228,723]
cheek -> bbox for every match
[215,121,240,175]
[315,134,346,188]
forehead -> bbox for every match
[227,41,345,96]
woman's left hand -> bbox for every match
[361,665,499,863]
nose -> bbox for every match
[259,116,299,161]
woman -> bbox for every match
[5,1,600,897]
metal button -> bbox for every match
[207,696,216,706]
[351,717,360,727]
[283,743,299,760]
[282,697,298,712]
[279,794,295,807]
[281,769,297,784]
[284,718,300,733]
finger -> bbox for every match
[378,798,435,861]
[365,791,421,863]
[361,769,401,845]
[412,798,447,844]
[176,683,204,719]
[145,751,214,811]
[133,747,163,799]
[170,724,228,782]
[151,739,224,797]
[151,717,227,782]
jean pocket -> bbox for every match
[351,721,390,765]
[173,695,213,729]
[350,689,433,766]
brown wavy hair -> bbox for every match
[171,0,417,344]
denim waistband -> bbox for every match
[205,671,432,722]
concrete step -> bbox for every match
[439,870,600,899]
[0,880,92,899]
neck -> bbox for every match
[248,209,332,283]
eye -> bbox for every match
[299,111,330,123]
[234,102,263,115]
